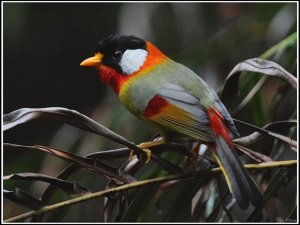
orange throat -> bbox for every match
[98,41,168,94]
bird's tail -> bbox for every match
[208,108,263,209]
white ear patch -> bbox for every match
[119,49,148,75]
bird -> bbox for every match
[80,34,262,209]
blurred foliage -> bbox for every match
[3,2,297,223]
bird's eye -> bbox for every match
[112,51,122,59]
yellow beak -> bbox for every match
[80,52,103,67]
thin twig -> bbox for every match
[4,160,296,223]
[233,76,268,115]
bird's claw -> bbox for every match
[142,148,152,163]
[129,148,152,163]
[128,140,164,163]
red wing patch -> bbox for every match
[142,95,214,142]
[143,95,168,117]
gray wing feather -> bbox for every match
[159,83,199,105]
[166,61,239,139]
[157,83,214,142]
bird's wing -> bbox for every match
[167,61,239,138]
[142,83,215,142]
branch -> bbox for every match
[4,160,296,222]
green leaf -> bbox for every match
[260,32,297,60]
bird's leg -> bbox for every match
[184,141,201,169]
[129,140,165,163]
[192,141,201,155]
[138,140,165,149]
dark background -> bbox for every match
[4,3,296,112]
[4,2,296,145]
[3,2,297,222]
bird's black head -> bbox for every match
[95,34,147,74]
